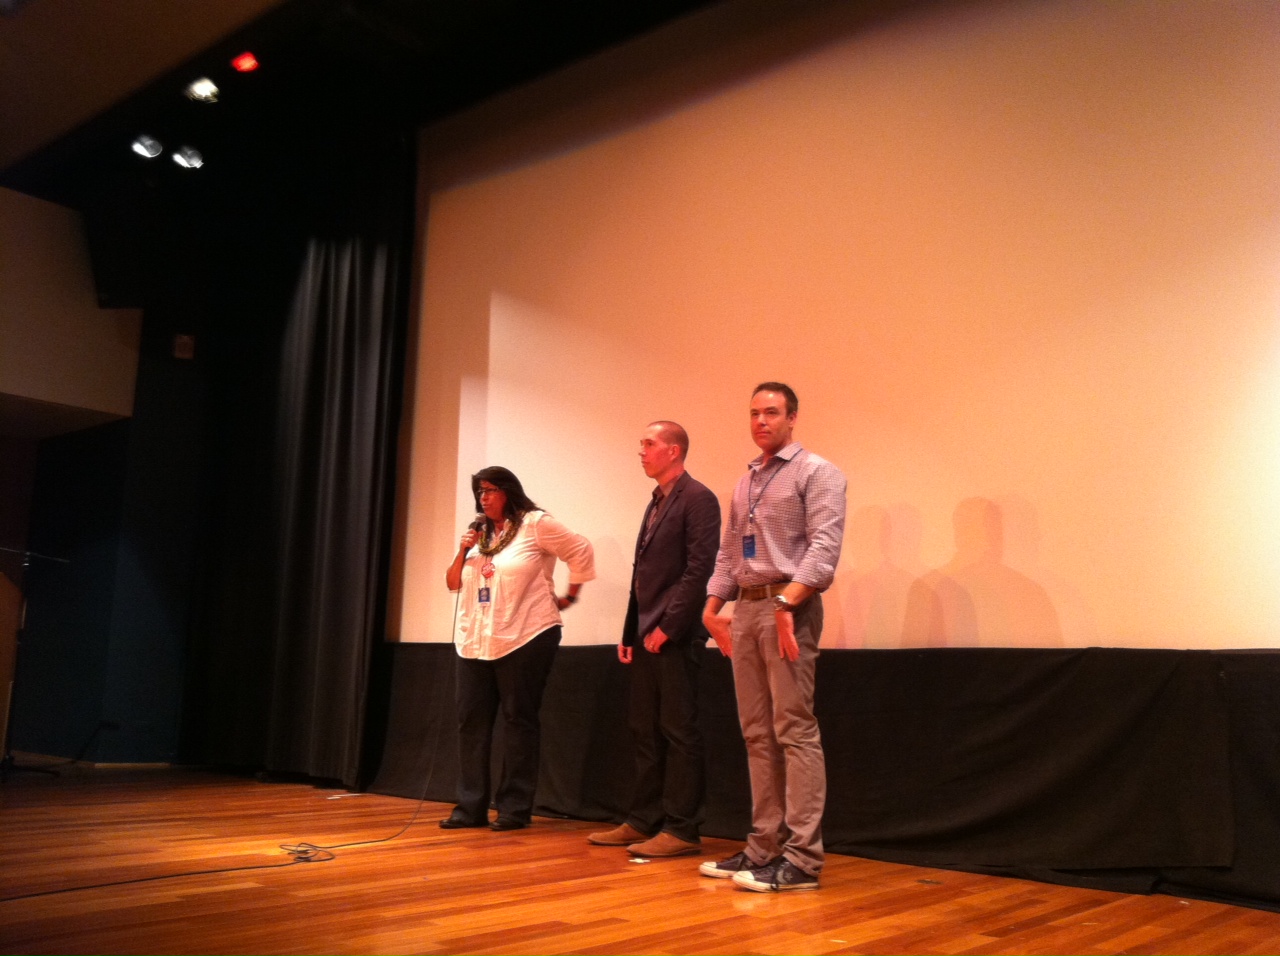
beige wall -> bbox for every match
[396,0,1280,650]
[0,186,140,418]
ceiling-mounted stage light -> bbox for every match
[231,51,259,72]
[184,77,219,102]
[172,146,204,169]
[131,135,162,158]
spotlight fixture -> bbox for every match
[231,51,259,72]
[184,77,219,102]
[131,135,162,158]
[172,146,204,169]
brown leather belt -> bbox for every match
[738,582,790,601]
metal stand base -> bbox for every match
[0,751,60,782]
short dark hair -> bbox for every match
[471,466,539,522]
[753,381,798,416]
[648,420,689,460]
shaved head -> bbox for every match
[648,420,689,460]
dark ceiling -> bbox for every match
[0,0,729,209]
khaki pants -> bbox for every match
[730,594,826,875]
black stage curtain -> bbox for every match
[182,130,412,787]
[264,200,409,784]
[1159,652,1280,909]
[372,645,1279,911]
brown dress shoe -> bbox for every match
[587,822,652,846]
[627,831,702,858]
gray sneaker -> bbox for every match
[732,858,819,892]
[698,850,758,879]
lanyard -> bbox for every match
[747,456,790,525]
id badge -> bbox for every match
[478,586,491,604]
[742,534,756,559]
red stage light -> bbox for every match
[231,52,259,72]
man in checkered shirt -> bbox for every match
[700,382,847,892]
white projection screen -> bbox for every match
[391,0,1280,651]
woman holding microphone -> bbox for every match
[441,466,595,831]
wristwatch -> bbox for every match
[772,594,795,613]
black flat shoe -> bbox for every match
[439,815,487,829]
[489,816,526,831]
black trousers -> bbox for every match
[453,625,562,823]
[625,636,706,842]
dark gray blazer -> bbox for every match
[622,471,721,647]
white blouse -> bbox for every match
[451,510,596,660]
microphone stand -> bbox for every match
[0,545,70,782]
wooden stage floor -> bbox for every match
[1,766,1277,955]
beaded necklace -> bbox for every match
[478,512,523,557]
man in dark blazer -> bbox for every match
[588,420,721,857]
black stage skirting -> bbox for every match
[370,644,1280,911]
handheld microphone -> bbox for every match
[468,512,486,532]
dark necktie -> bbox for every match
[640,488,663,548]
